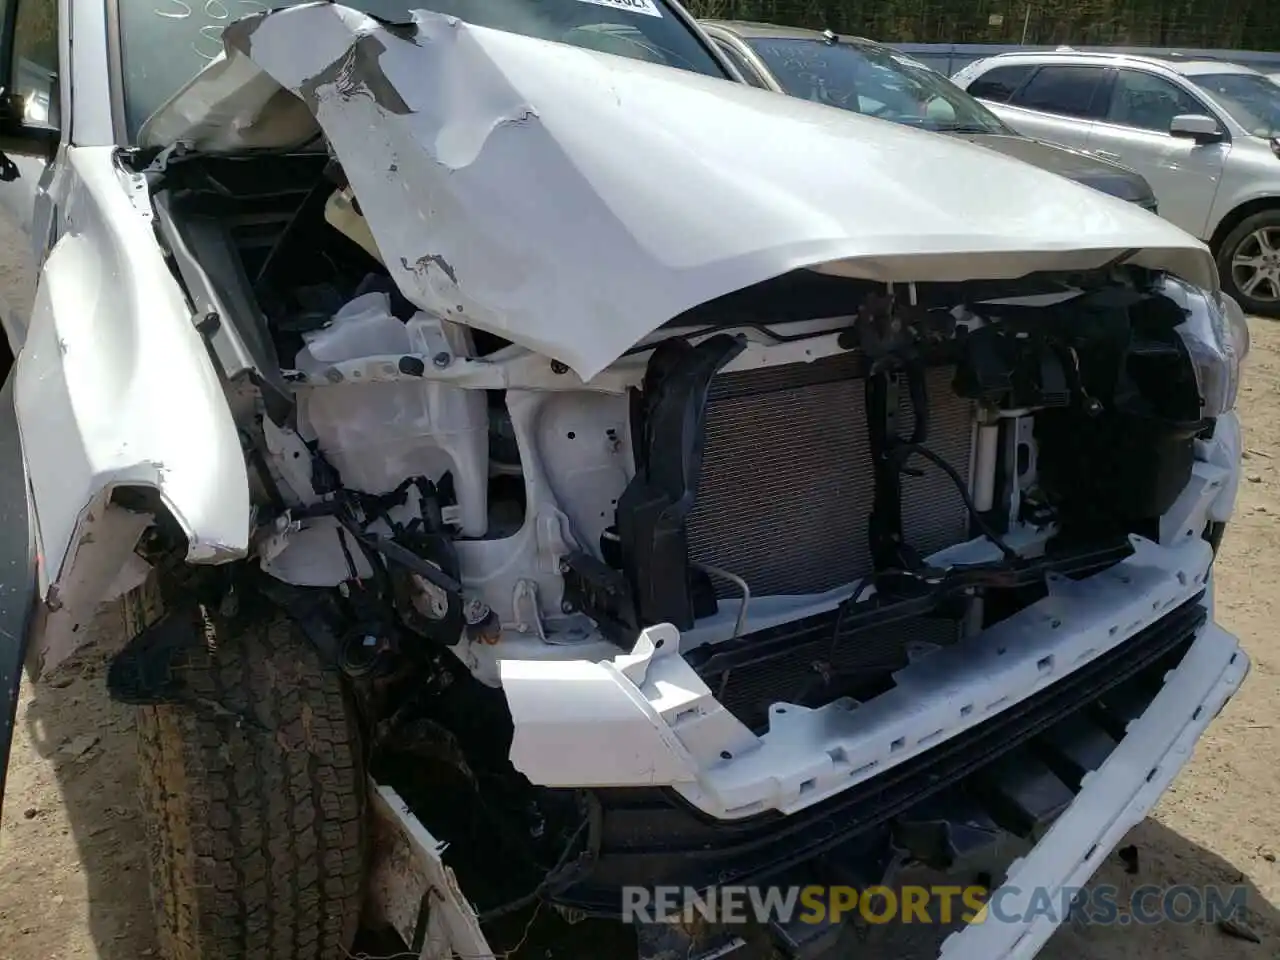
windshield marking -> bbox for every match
[573,0,663,19]
[126,0,724,141]
[153,0,268,62]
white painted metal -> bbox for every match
[938,620,1248,959]
[2,3,1253,955]
[142,4,1219,381]
[13,147,252,588]
[367,781,494,960]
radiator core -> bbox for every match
[687,354,974,598]
[684,353,976,726]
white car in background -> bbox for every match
[954,51,1280,316]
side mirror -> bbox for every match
[1169,113,1225,144]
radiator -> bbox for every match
[685,353,976,728]
[687,354,974,597]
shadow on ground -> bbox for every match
[12,647,155,958]
[8,644,1278,960]
[853,817,1280,960]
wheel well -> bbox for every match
[1208,198,1280,255]
[111,485,192,558]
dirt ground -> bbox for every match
[1,319,1279,960]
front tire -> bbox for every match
[1217,209,1280,318]
[136,613,366,960]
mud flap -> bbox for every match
[0,371,38,812]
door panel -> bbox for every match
[0,0,60,354]
[1086,123,1224,236]
[0,158,44,351]
[996,104,1095,151]
[988,63,1111,152]
[1086,69,1225,238]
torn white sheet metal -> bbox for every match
[15,146,252,591]
[32,501,152,677]
[142,4,1218,381]
[367,781,493,959]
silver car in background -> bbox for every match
[953,51,1280,316]
[699,22,1160,212]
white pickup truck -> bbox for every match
[0,1,1251,959]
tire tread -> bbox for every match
[136,614,365,960]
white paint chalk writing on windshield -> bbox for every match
[153,0,269,62]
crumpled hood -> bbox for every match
[141,3,1218,381]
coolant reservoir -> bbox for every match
[325,187,383,264]
[295,292,489,536]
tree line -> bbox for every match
[686,0,1279,51]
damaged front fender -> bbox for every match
[14,147,251,675]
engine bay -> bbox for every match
[132,147,1243,932]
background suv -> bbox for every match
[701,22,1159,212]
[954,51,1280,316]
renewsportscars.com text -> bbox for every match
[621,883,1249,927]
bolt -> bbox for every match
[464,598,494,627]
[558,559,571,575]
[550,359,569,375]
[398,355,426,377]
[432,352,451,368]
[561,600,575,614]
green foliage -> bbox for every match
[686,0,1278,51]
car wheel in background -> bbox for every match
[1218,209,1280,318]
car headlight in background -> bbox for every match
[1173,289,1249,418]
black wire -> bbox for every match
[475,815,591,924]
[895,441,1019,561]
[336,526,362,583]
[828,573,871,659]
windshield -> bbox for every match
[1192,72,1280,138]
[118,0,728,142]
[746,36,1013,135]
